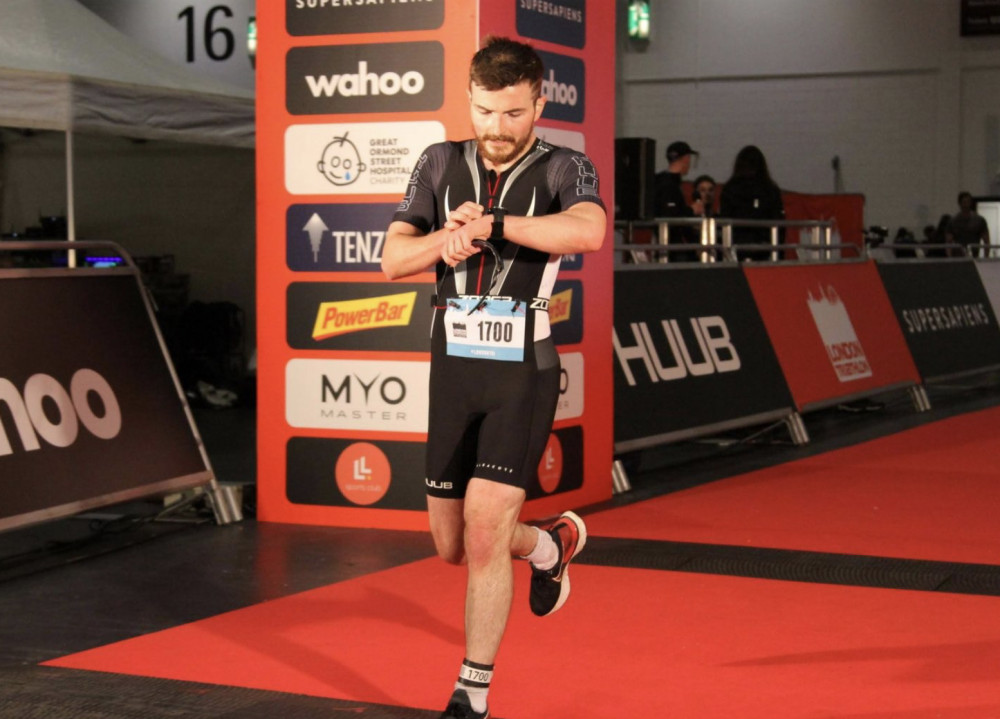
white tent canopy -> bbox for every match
[0,0,255,245]
[0,0,254,147]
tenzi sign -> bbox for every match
[0,271,211,531]
[612,266,793,451]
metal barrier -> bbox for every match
[615,241,864,265]
[614,216,836,263]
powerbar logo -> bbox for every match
[312,292,416,340]
[287,42,443,115]
[1,369,121,456]
[537,50,584,123]
[549,288,573,324]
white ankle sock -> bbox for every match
[522,526,558,570]
[456,683,489,713]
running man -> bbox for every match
[382,36,607,719]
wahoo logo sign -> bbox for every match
[806,285,872,382]
[287,42,444,115]
[312,292,417,340]
[0,369,122,456]
[537,50,584,123]
[613,316,742,386]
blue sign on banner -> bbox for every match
[537,50,585,124]
[287,203,397,272]
[877,260,1000,381]
[516,0,586,49]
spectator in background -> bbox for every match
[720,145,785,261]
[654,141,701,261]
[946,191,990,257]
[924,214,951,258]
[692,174,717,217]
[893,226,918,258]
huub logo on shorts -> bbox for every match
[287,43,444,115]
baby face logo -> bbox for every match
[317,133,366,186]
[806,284,873,382]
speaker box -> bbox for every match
[614,137,656,221]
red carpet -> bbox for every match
[588,406,1000,564]
[47,557,1000,717]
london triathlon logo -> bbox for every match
[806,284,872,382]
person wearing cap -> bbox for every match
[654,140,702,261]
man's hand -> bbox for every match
[442,213,492,267]
[444,202,485,230]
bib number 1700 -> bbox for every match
[480,320,514,343]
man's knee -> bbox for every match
[427,496,466,565]
[431,525,466,565]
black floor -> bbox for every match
[2,377,1000,717]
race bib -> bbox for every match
[443,296,527,361]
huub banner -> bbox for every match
[613,266,794,450]
[0,272,210,530]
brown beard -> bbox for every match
[476,132,532,166]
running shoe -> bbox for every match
[529,510,587,617]
[439,688,489,719]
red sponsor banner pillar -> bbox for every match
[256,2,615,528]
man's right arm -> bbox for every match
[383,201,488,280]
[382,221,445,280]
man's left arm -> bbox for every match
[444,202,607,261]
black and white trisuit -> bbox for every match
[392,137,604,497]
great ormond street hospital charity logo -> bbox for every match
[317,133,366,186]
[806,284,872,382]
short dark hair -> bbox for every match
[469,36,544,99]
[958,191,973,204]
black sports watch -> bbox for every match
[490,207,506,240]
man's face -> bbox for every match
[469,80,545,167]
